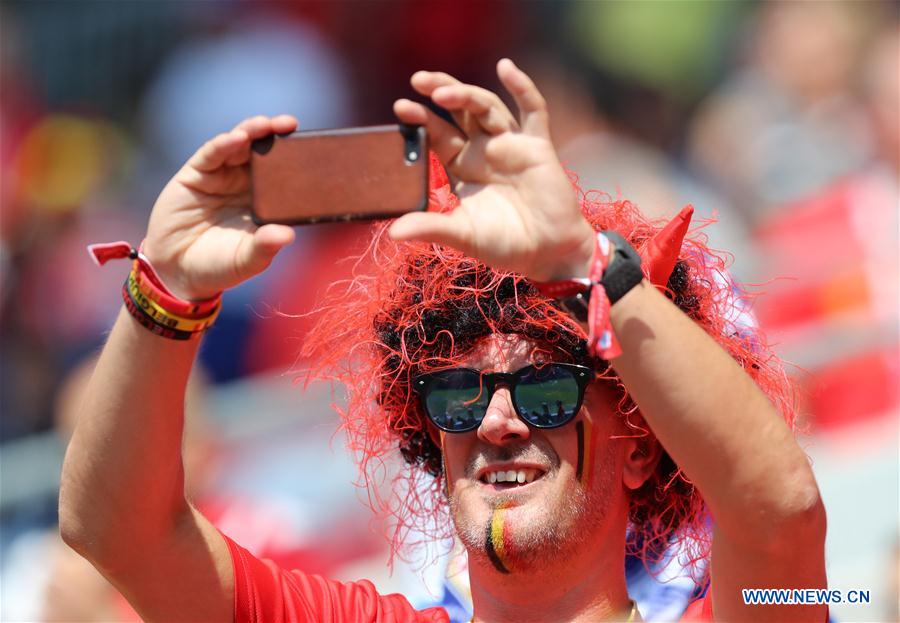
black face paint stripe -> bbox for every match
[485,521,509,574]
[575,420,585,480]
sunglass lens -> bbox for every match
[424,369,489,432]
[515,365,581,427]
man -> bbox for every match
[60,60,827,622]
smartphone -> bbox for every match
[250,124,428,225]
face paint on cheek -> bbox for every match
[484,501,516,573]
[575,412,595,488]
[439,431,454,495]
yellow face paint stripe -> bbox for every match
[485,502,514,573]
[491,506,505,561]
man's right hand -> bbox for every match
[142,115,298,301]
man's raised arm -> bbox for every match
[609,279,827,622]
[58,115,299,623]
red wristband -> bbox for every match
[534,232,621,360]
[586,233,621,359]
[88,240,221,317]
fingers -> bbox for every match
[496,58,549,138]
[411,71,480,136]
[410,70,462,96]
[410,70,477,136]
[394,98,466,164]
[188,115,299,173]
[187,129,249,173]
[234,114,298,139]
[430,84,519,135]
[224,114,298,167]
[269,114,298,135]
[239,224,296,277]
[411,70,518,137]
[387,210,473,253]
[410,65,545,139]
[254,223,295,253]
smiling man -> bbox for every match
[441,337,626,580]
[60,60,827,622]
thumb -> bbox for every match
[240,224,296,275]
[388,211,473,253]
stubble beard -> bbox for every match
[450,456,615,574]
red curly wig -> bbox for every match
[299,155,796,577]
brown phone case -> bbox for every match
[250,124,428,225]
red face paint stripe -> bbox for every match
[575,421,585,479]
[439,431,453,494]
[580,416,594,488]
[501,511,517,572]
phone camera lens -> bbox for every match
[400,124,422,165]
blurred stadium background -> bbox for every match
[0,1,897,621]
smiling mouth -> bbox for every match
[478,468,546,489]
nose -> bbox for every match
[477,387,531,445]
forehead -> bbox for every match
[460,334,548,372]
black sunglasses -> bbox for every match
[412,363,595,433]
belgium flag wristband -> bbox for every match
[88,240,221,340]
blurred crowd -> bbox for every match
[1,1,897,621]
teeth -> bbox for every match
[483,469,541,485]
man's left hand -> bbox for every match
[390,58,595,282]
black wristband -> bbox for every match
[557,231,643,321]
[599,231,643,304]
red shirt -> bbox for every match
[225,534,449,623]
[225,533,715,622]
[679,592,714,621]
